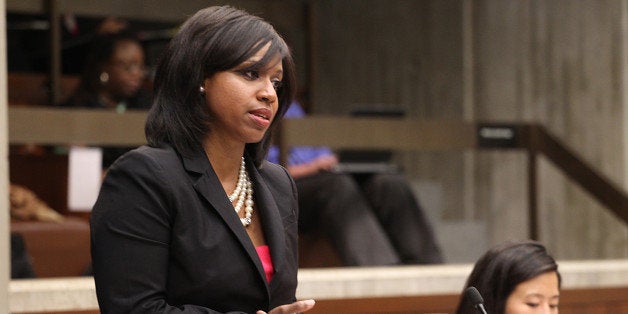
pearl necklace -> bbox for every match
[228,157,254,227]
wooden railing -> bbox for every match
[521,124,628,236]
[9,106,146,146]
[8,107,628,239]
[279,118,628,239]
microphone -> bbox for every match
[465,286,488,314]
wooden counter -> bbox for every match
[9,260,628,313]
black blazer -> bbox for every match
[90,145,299,313]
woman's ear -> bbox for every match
[200,78,211,94]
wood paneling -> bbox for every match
[17,287,628,314]
[9,151,68,214]
[308,287,628,314]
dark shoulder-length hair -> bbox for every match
[455,240,561,314]
[145,5,296,167]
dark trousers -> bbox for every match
[295,171,443,266]
[11,233,36,278]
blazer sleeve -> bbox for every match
[90,149,247,314]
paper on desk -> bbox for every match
[67,146,102,211]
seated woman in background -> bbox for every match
[456,240,561,314]
[63,30,150,111]
[62,30,152,168]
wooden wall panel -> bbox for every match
[307,287,628,314]
[14,286,628,314]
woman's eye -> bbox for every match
[549,303,559,309]
[241,70,259,80]
[272,79,283,91]
[525,303,540,308]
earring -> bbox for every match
[99,72,109,84]
[199,86,205,94]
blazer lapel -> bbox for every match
[181,151,268,285]
[248,164,287,277]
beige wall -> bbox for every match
[470,0,627,259]
[311,0,628,260]
[310,0,468,222]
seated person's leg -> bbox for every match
[360,173,444,264]
[11,233,36,278]
[295,171,400,266]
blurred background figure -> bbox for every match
[61,29,152,169]
[10,233,36,279]
[268,101,443,266]
[62,30,150,112]
[95,16,129,35]
[456,240,561,314]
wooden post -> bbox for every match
[46,0,61,105]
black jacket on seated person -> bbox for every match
[11,233,36,279]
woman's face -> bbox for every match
[505,271,560,314]
[202,42,283,145]
[103,40,146,99]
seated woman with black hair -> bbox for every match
[456,240,561,314]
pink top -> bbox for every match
[255,245,274,283]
